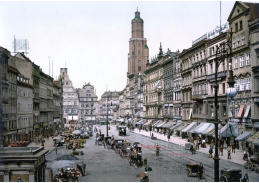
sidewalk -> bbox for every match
[27,136,60,155]
[111,125,246,166]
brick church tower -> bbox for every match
[128,8,149,76]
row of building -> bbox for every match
[97,1,259,150]
[0,49,63,147]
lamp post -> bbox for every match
[106,91,112,137]
[214,28,237,182]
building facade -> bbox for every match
[59,68,79,124]
[77,83,98,125]
[144,44,164,122]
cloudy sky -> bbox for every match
[0,0,243,98]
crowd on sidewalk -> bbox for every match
[112,125,248,166]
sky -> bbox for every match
[0,0,247,98]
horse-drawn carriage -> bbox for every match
[114,139,124,154]
[128,142,143,167]
[95,134,104,145]
[219,168,242,182]
[120,141,131,157]
[118,126,127,136]
[186,163,200,177]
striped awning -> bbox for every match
[246,131,259,143]
[190,123,211,134]
[182,122,197,133]
[143,120,152,126]
[161,122,174,129]
[235,131,251,141]
[220,122,239,137]
[201,123,215,136]
[170,123,182,130]
[175,125,187,132]
[157,122,166,127]
[152,120,161,127]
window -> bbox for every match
[240,79,244,91]
[246,53,250,65]
[240,56,244,67]
[235,107,239,117]
[242,34,245,45]
[235,22,238,33]
[234,58,238,69]
[223,83,225,94]
[240,20,243,31]
[237,36,241,47]
[138,60,141,71]
[233,38,236,49]
[246,77,251,90]
[234,80,239,91]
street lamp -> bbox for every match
[214,28,237,182]
[106,91,112,137]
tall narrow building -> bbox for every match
[128,9,149,75]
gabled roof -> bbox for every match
[15,52,32,63]
[243,2,259,20]
[228,1,259,22]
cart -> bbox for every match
[186,163,199,177]
[220,168,242,182]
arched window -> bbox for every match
[138,60,141,71]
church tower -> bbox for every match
[128,8,149,76]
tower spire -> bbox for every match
[159,42,163,56]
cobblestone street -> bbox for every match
[45,125,259,182]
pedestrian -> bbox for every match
[248,145,252,157]
[190,144,194,155]
[193,143,196,154]
[219,145,223,156]
[167,133,170,141]
[198,162,204,179]
[209,146,213,158]
[143,158,147,168]
[156,144,160,156]
[196,139,200,150]
[241,173,249,182]
[227,146,231,159]
[151,133,154,138]
[231,143,236,153]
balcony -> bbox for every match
[192,94,206,100]
[206,71,226,83]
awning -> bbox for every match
[253,139,259,146]
[220,122,239,137]
[246,131,259,143]
[235,131,251,141]
[190,123,211,134]
[237,105,244,118]
[254,122,259,129]
[201,123,215,136]
[170,123,182,130]
[189,109,192,120]
[155,80,161,88]
[157,122,166,127]
[43,122,48,126]
[182,122,197,133]
[161,122,174,129]
[136,120,144,125]
[143,120,152,126]
[153,120,162,127]
[243,105,250,118]
[175,125,187,132]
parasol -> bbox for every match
[136,172,147,178]
[72,130,82,135]
[51,160,75,169]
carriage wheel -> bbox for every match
[220,176,227,182]
[187,168,191,177]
